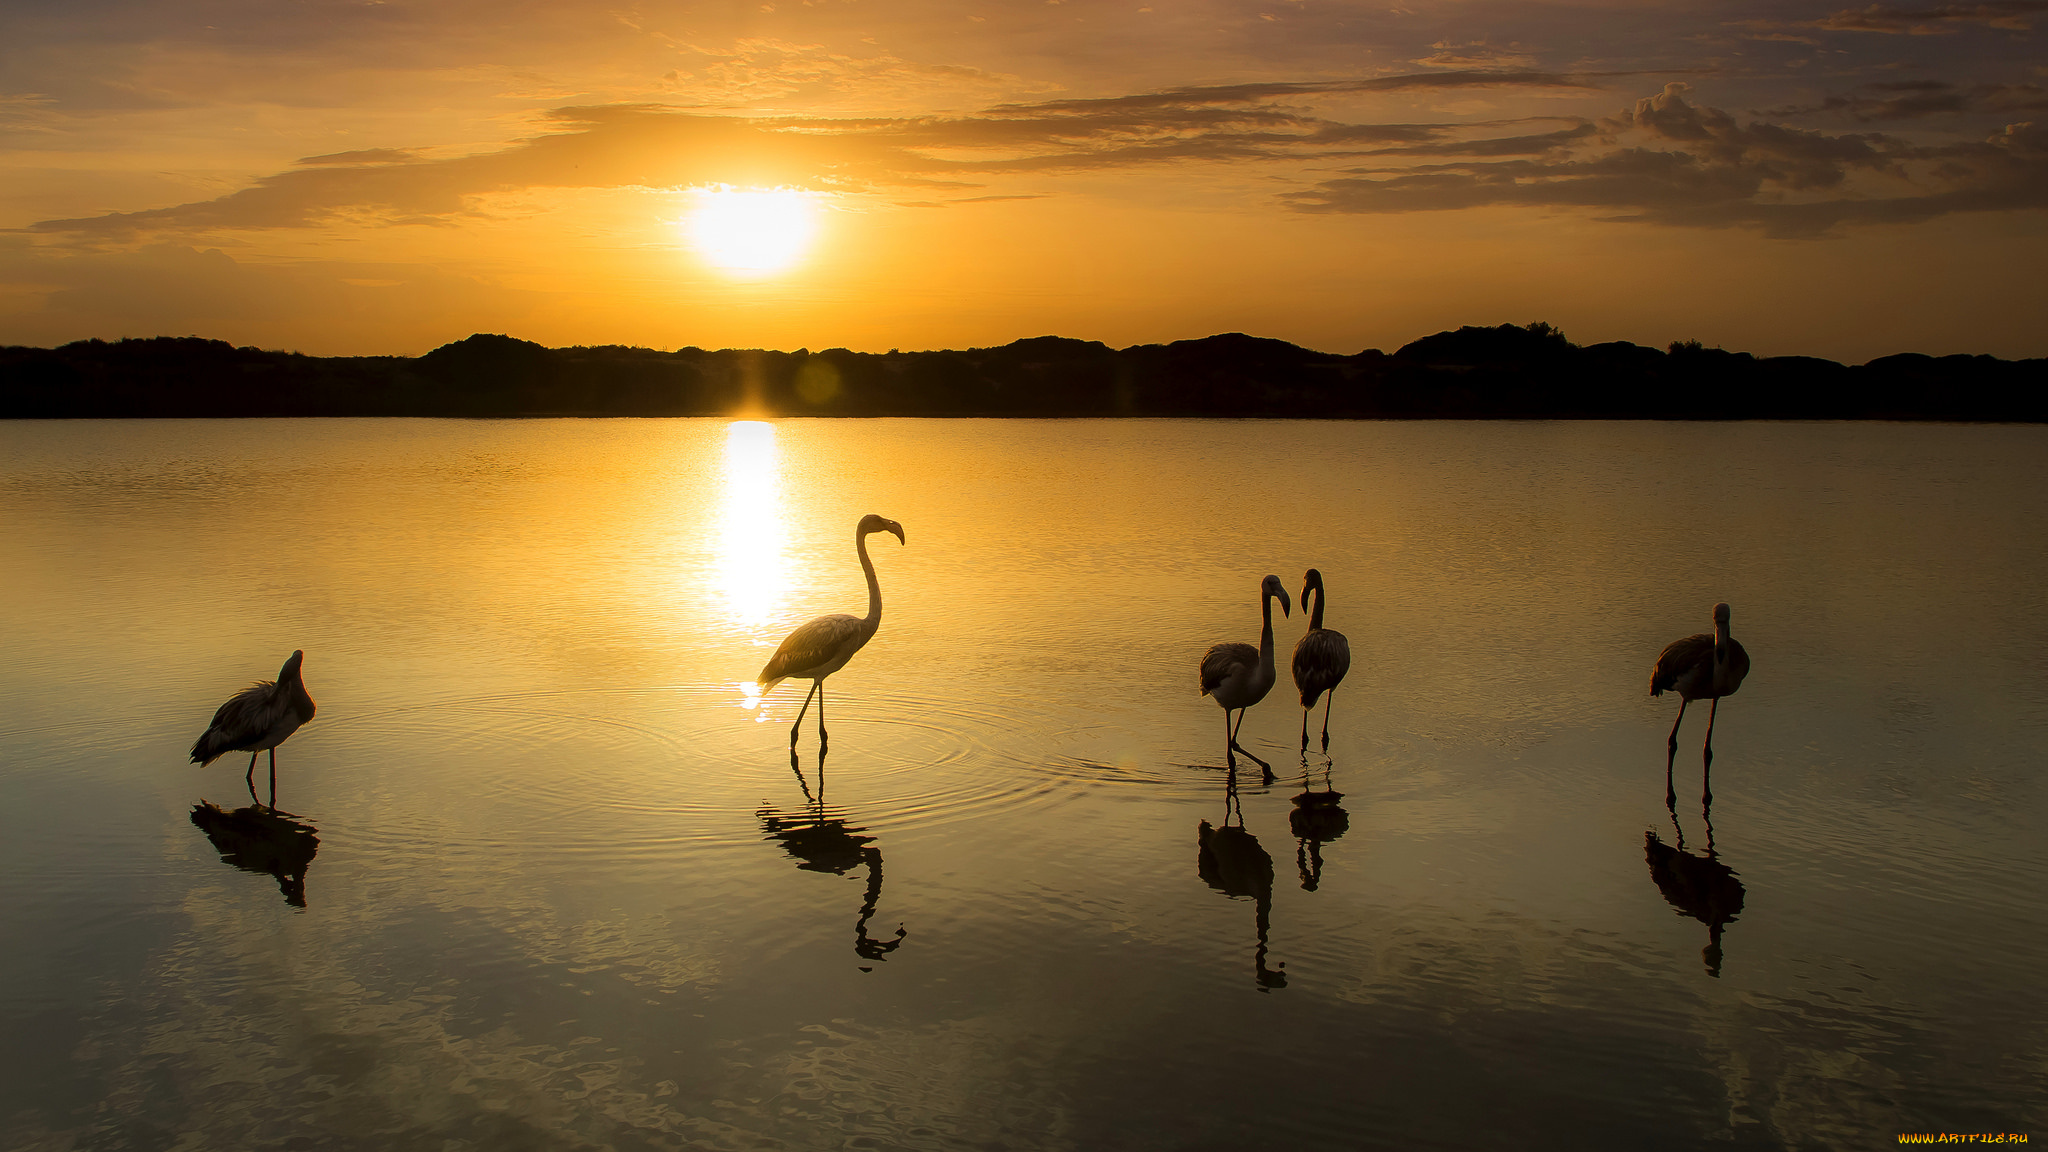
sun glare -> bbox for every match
[717,419,790,631]
[684,187,821,277]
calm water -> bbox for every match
[2,418,2044,1151]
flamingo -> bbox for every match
[758,514,905,754]
[189,650,316,809]
[1201,574,1291,777]
[1291,568,1352,753]
[1651,602,1751,804]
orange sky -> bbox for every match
[4,0,2046,361]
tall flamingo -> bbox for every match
[1201,574,1291,777]
[758,514,905,754]
[1290,568,1352,753]
[189,650,316,810]
[1651,602,1751,804]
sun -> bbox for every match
[683,186,822,277]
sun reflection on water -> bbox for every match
[717,422,790,671]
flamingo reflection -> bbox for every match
[1196,771,1287,990]
[190,800,320,907]
[1289,761,1349,892]
[1644,792,1746,978]
[758,759,907,965]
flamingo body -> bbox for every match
[1651,617,1750,704]
[759,613,873,693]
[1200,642,1272,713]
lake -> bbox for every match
[2,417,2043,1150]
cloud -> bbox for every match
[657,38,1050,108]
[1767,80,2048,121]
[1736,0,2048,37]
[1285,83,2048,237]
[294,148,423,166]
[1413,41,1541,71]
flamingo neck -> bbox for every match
[858,529,882,628]
[1308,584,1326,632]
[1259,592,1276,662]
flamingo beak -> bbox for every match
[888,522,905,545]
[1279,589,1292,617]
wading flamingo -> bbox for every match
[1291,568,1352,753]
[190,650,315,810]
[758,514,905,755]
[1651,602,1751,805]
[1201,574,1291,778]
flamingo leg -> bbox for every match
[1300,707,1310,752]
[1701,698,1720,802]
[1227,711,1272,780]
[1664,698,1689,808]
[246,751,261,807]
[1320,691,1335,753]
[1666,697,1689,752]
[269,747,278,811]
[789,680,820,747]
[817,682,828,749]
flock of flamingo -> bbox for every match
[188,513,1751,808]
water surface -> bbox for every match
[2,418,2044,1150]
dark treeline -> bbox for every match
[2,323,2042,419]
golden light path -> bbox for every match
[716,420,790,715]
[684,187,822,277]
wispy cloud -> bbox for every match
[24,72,1596,237]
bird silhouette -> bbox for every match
[758,514,904,758]
[1651,603,1751,805]
[1291,568,1352,753]
[1201,574,1291,779]
[189,650,315,810]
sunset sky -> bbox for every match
[4,0,2045,360]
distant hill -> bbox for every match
[2,324,2042,420]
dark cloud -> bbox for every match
[1285,84,2048,237]
[1357,123,1600,157]
[295,148,423,166]
[1738,0,2048,36]
[1767,80,2048,121]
